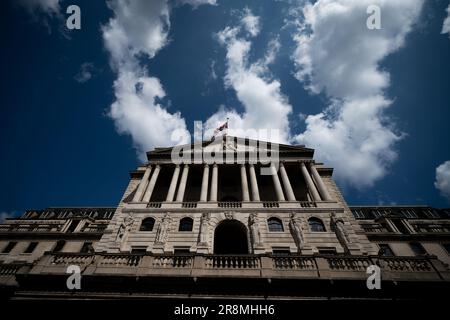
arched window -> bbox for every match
[268,217,284,232]
[179,217,193,232]
[309,217,326,232]
[140,217,155,231]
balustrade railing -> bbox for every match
[205,255,260,269]
[182,202,197,208]
[218,202,242,208]
[273,256,316,270]
[299,201,317,208]
[263,202,279,208]
[147,202,162,208]
[51,253,94,265]
[361,223,390,233]
[327,256,373,271]
[31,252,445,281]
[412,223,450,233]
[153,255,193,268]
[0,264,23,276]
[100,254,141,267]
[377,257,432,272]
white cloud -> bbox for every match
[206,10,292,143]
[241,7,261,37]
[442,4,450,38]
[292,0,423,188]
[435,161,450,201]
[178,0,217,8]
[74,62,96,83]
[18,0,60,15]
[0,212,15,223]
[103,0,216,159]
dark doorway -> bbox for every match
[214,220,248,254]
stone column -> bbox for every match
[176,164,189,202]
[132,166,152,202]
[142,164,161,202]
[210,163,218,201]
[300,162,321,201]
[200,164,209,202]
[279,162,296,201]
[310,163,332,201]
[270,164,285,201]
[165,165,181,202]
[240,164,250,201]
[248,164,260,201]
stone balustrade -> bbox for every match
[218,202,242,208]
[19,252,450,283]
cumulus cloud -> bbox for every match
[74,62,96,83]
[103,0,214,159]
[442,4,450,38]
[435,161,450,201]
[292,0,423,188]
[205,9,292,143]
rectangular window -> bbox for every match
[67,220,80,233]
[53,240,66,253]
[352,210,365,219]
[24,242,38,254]
[80,242,93,253]
[2,241,17,253]
[318,247,337,255]
[378,244,395,256]
[409,242,426,255]
[131,247,147,254]
[423,210,440,219]
[272,248,291,255]
[174,247,191,255]
[442,243,450,255]
[402,209,418,219]
[371,210,382,218]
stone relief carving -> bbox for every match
[155,213,171,244]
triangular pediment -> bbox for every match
[147,136,314,161]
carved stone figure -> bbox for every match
[198,212,210,244]
[289,212,304,249]
[330,212,351,252]
[248,213,262,246]
[115,214,134,243]
[224,212,234,220]
[155,213,171,244]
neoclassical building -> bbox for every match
[1,136,450,300]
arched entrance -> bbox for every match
[214,220,249,254]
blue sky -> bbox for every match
[1,0,450,219]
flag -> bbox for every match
[211,119,229,141]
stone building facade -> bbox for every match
[1,136,449,300]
